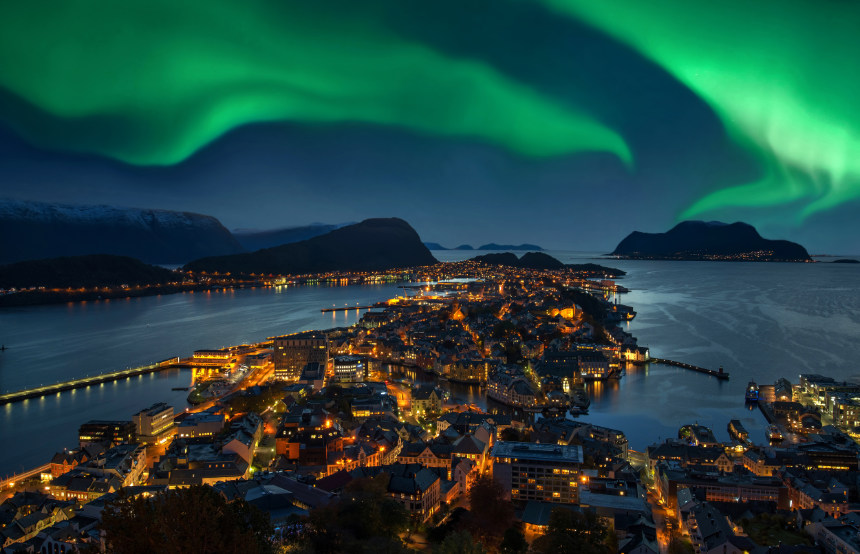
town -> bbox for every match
[1,260,858,554]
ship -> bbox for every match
[612,303,637,321]
[767,424,784,442]
[745,381,760,402]
[728,419,749,442]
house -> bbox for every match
[350,464,442,522]
[411,386,443,417]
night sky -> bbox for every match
[1,0,859,253]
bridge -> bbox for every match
[650,358,729,380]
[1,463,51,489]
[0,360,181,406]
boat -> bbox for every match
[745,381,760,402]
[767,424,784,442]
[728,419,749,442]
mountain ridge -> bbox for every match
[186,218,437,274]
[0,199,244,264]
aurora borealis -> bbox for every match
[543,0,860,222]
[1,0,859,252]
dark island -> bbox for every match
[612,221,811,262]
[469,252,625,276]
[832,259,860,264]
[0,255,209,307]
[186,218,437,275]
[425,242,544,251]
[477,243,543,251]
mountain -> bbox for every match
[477,243,543,251]
[185,218,437,274]
[612,221,811,261]
[469,252,520,266]
[0,199,244,264]
[470,251,562,269]
[453,244,474,250]
[518,252,564,269]
[423,242,448,250]
[233,223,347,251]
[0,254,175,289]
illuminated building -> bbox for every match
[132,402,175,445]
[332,355,365,383]
[192,349,232,365]
[175,412,226,439]
[578,351,611,380]
[411,385,442,416]
[272,331,329,381]
[78,420,135,448]
[491,441,582,504]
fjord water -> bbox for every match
[2,255,859,474]
[0,284,404,476]
[440,251,860,449]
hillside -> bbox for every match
[186,218,437,275]
[233,223,346,251]
[612,221,811,262]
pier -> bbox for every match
[0,359,181,406]
[650,358,729,380]
[321,305,377,313]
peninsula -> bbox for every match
[611,221,812,262]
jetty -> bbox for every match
[321,305,377,313]
[0,359,181,406]
[650,358,729,380]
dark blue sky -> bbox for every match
[1,0,858,253]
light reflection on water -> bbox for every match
[0,283,405,476]
[2,254,859,473]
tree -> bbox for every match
[667,536,695,554]
[464,475,514,550]
[99,486,274,554]
[531,507,612,554]
[301,474,411,554]
[434,530,486,554]
[499,527,528,554]
[499,428,529,442]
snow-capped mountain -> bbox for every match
[0,199,244,264]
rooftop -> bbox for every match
[491,441,582,464]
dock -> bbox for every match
[650,358,729,380]
[0,360,182,406]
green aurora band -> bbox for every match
[2,0,859,222]
[542,0,860,221]
[0,0,629,165]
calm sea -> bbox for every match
[1,253,858,474]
